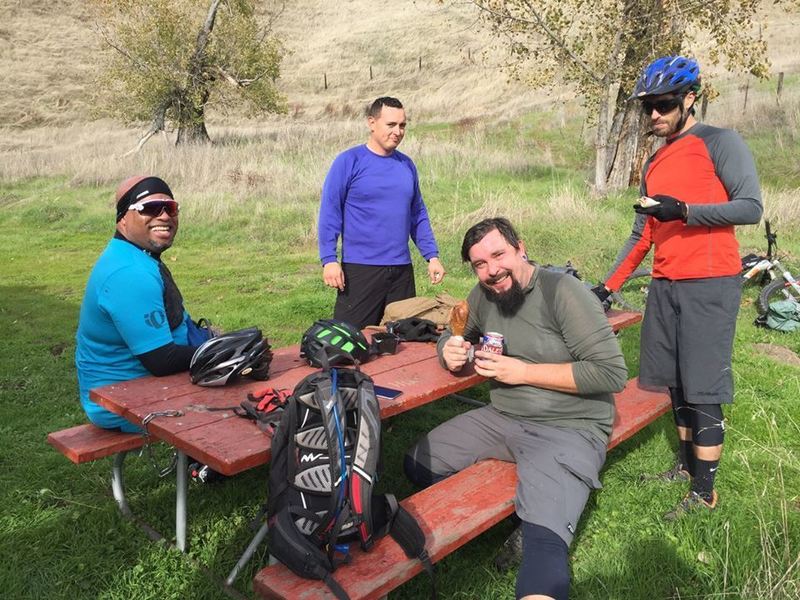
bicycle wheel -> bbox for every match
[612,268,652,312]
[757,278,800,315]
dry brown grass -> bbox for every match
[762,187,800,229]
[1,0,798,199]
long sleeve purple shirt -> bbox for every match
[318,144,439,266]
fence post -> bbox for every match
[324,73,328,90]
[701,95,708,121]
[777,71,784,105]
[742,79,749,113]
[418,56,422,71]
[369,65,373,80]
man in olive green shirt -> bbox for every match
[404,218,627,600]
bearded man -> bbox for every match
[403,217,627,600]
[591,56,762,519]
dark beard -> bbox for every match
[480,275,526,317]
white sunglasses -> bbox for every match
[127,199,180,217]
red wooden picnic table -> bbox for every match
[89,309,641,563]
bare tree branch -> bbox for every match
[471,0,601,84]
[216,64,274,87]
[260,0,286,41]
[216,65,245,87]
[118,100,169,157]
[98,30,153,75]
[193,0,224,64]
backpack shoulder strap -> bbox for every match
[309,368,350,538]
[386,496,437,599]
[536,267,564,311]
[266,395,299,517]
[268,508,350,600]
[346,370,382,549]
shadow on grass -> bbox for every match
[572,535,697,599]
[603,415,676,476]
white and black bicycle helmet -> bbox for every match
[300,319,370,367]
[190,327,272,386]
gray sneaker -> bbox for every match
[494,525,523,572]
[639,463,691,483]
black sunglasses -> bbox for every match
[641,96,683,115]
[128,199,180,218]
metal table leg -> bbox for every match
[176,450,188,552]
[225,521,270,586]
[111,451,163,542]
[111,451,133,517]
[450,393,486,407]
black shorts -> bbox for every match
[639,276,741,404]
[333,263,415,328]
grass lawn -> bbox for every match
[2,102,800,599]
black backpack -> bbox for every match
[267,359,435,599]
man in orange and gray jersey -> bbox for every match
[591,56,762,519]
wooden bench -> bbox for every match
[253,377,671,600]
[47,423,145,464]
[47,423,152,531]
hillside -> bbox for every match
[1,0,538,129]
[1,0,798,196]
[2,0,798,130]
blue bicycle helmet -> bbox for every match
[631,55,700,98]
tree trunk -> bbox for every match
[594,81,614,196]
[176,118,210,144]
[605,102,651,190]
[175,88,211,145]
[173,0,222,145]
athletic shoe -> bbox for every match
[663,490,718,521]
[493,525,523,572]
[639,463,691,483]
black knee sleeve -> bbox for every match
[692,403,725,447]
[403,452,445,488]
[670,387,692,429]
[516,522,570,600]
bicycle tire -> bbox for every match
[611,268,652,312]
[757,278,800,315]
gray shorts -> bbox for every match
[640,276,741,404]
[405,405,606,545]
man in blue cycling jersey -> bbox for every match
[76,175,204,433]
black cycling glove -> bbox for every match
[633,194,687,222]
[590,284,612,312]
[590,284,611,303]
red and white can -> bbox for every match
[481,332,504,355]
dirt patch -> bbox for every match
[752,343,800,367]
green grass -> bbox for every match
[2,106,800,599]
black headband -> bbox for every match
[115,177,174,222]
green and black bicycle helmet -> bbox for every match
[190,327,272,386]
[300,319,370,367]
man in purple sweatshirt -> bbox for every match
[318,96,446,328]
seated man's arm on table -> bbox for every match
[136,343,196,376]
[102,268,198,377]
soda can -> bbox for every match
[481,332,504,355]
